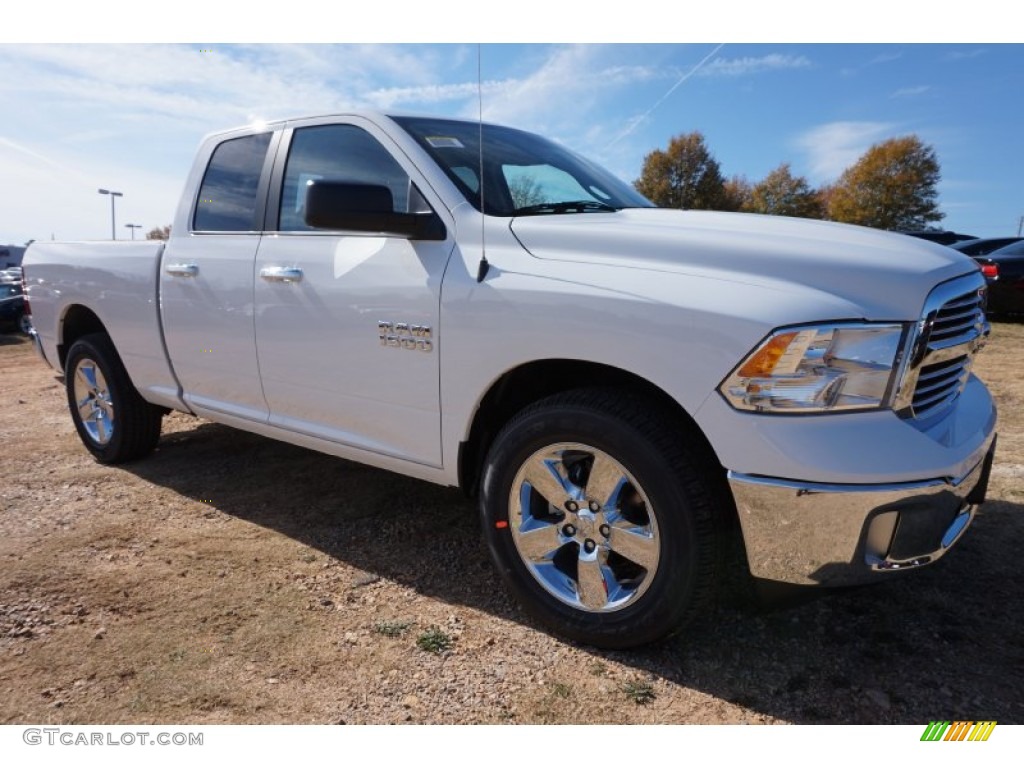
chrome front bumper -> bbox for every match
[728,434,996,587]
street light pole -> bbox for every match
[125,223,142,240]
[98,189,123,240]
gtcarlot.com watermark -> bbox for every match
[23,728,203,747]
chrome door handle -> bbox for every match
[165,263,198,278]
[260,266,304,284]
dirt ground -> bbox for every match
[1,322,1021,725]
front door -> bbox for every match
[253,119,454,466]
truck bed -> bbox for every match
[23,240,185,411]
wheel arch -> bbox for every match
[58,304,109,372]
[457,358,729,503]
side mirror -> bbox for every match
[304,181,446,241]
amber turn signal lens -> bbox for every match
[736,332,798,378]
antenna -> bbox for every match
[476,43,490,283]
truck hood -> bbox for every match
[509,209,978,320]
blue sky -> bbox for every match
[1,41,1021,244]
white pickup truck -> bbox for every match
[23,111,997,648]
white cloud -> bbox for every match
[869,51,903,65]
[946,48,987,60]
[0,44,451,134]
[0,43,693,243]
[841,49,902,77]
[699,54,811,77]
[0,44,455,243]
[795,121,896,182]
[365,79,513,109]
[890,85,932,99]
[473,46,611,128]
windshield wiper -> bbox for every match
[513,200,619,216]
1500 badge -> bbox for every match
[378,321,433,352]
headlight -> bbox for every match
[719,323,908,413]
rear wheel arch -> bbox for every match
[58,305,108,371]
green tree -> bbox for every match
[745,163,824,219]
[634,132,727,210]
[826,136,943,230]
[146,225,172,241]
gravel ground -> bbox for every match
[1,323,1022,725]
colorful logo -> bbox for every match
[921,721,997,742]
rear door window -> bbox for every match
[193,133,273,232]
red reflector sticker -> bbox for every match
[495,520,509,529]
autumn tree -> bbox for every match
[146,225,172,240]
[745,163,824,219]
[816,183,837,218]
[721,175,753,212]
[826,136,943,230]
[634,132,728,210]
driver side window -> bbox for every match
[280,124,410,232]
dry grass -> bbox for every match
[1,322,1021,725]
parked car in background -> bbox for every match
[950,237,1024,257]
[1,266,24,283]
[901,230,978,246]
[972,240,1024,315]
[0,281,28,333]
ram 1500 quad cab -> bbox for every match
[23,111,997,648]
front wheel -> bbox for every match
[480,389,721,649]
[65,333,163,464]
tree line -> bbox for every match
[634,132,944,231]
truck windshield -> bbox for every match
[391,116,653,217]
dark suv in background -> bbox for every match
[0,276,28,333]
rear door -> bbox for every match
[253,117,455,466]
[160,130,279,421]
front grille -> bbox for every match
[898,274,988,421]
[912,354,970,415]
[928,290,985,345]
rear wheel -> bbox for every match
[480,388,721,648]
[65,333,162,463]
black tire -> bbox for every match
[65,333,162,464]
[480,388,721,649]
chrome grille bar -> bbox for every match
[894,272,989,421]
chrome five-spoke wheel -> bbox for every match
[73,357,115,445]
[481,389,719,649]
[510,443,659,612]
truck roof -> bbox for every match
[201,109,504,141]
